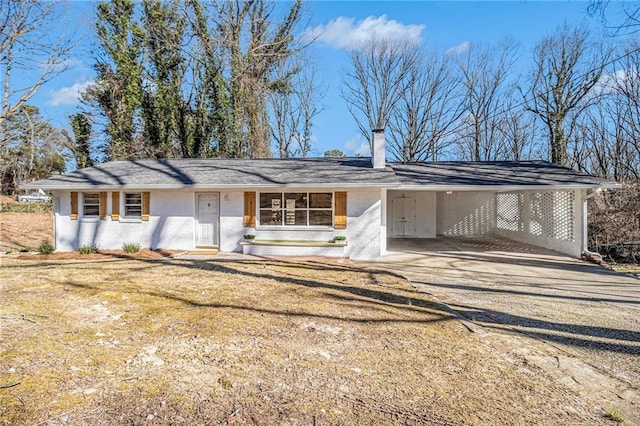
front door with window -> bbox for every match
[391,195,417,237]
[196,193,219,247]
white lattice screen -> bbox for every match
[496,190,575,242]
[496,193,523,232]
[529,191,575,241]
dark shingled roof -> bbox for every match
[23,158,616,190]
[24,157,399,189]
[389,161,616,189]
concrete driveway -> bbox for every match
[367,236,640,423]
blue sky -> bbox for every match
[28,1,611,159]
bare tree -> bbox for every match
[1,105,67,193]
[0,0,73,133]
[494,89,539,161]
[521,25,611,165]
[588,1,640,35]
[387,49,464,162]
[573,40,640,181]
[342,38,420,149]
[455,39,519,161]
[609,41,640,180]
[269,56,325,158]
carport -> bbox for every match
[386,161,619,258]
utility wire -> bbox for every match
[487,42,640,122]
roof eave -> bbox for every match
[395,183,619,191]
[22,182,400,191]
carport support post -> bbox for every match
[380,188,388,255]
[582,189,599,254]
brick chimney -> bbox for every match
[371,128,386,169]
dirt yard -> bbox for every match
[1,256,614,425]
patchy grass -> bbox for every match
[610,263,640,275]
[0,256,604,425]
[604,408,625,424]
[1,195,52,214]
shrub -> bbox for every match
[38,240,55,255]
[78,244,98,255]
[604,408,625,423]
[333,235,347,242]
[122,242,141,254]
[243,234,256,240]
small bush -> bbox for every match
[38,240,55,255]
[333,235,347,242]
[243,234,256,240]
[604,408,625,423]
[3,202,52,214]
[78,244,98,255]
[122,242,141,254]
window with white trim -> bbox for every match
[82,193,100,216]
[124,193,142,217]
[259,192,333,226]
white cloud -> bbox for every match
[344,136,370,157]
[48,80,93,106]
[306,15,425,49]
[593,69,630,96]
[446,41,471,56]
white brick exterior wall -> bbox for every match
[53,190,195,251]
[436,191,496,236]
[52,188,385,260]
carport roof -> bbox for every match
[390,161,618,190]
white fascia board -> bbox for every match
[24,182,400,191]
[396,183,620,191]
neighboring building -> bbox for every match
[23,131,617,260]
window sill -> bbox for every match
[119,217,143,223]
[256,226,334,231]
[79,217,100,223]
[241,240,347,247]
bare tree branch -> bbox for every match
[0,0,74,132]
[455,38,519,161]
[521,24,611,165]
[341,38,419,150]
[387,49,464,162]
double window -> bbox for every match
[71,191,149,221]
[259,192,333,226]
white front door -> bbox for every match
[196,193,219,247]
[391,195,417,237]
